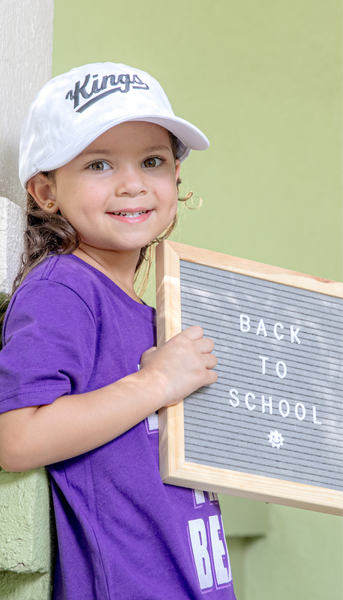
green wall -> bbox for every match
[52,2,342,599]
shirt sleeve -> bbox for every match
[0,279,96,414]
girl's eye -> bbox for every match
[142,157,163,169]
[88,161,110,171]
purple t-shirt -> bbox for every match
[0,255,236,600]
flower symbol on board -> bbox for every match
[268,430,284,449]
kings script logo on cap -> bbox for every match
[65,72,150,113]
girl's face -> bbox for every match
[50,121,180,257]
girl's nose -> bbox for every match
[114,165,148,197]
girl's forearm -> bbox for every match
[0,368,166,472]
[0,327,217,472]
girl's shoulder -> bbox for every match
[6,255,107,328]
[12,254,154,321]
[20,254,109,298]
[25,254,94,287]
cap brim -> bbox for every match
[132,115,209,151]
[36,114,209,174]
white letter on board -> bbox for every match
[245,392,256,411]
[188,519,213,590]
[290,326,301,344]
[229,389,240,407]
[276,361,287,379]
[273,322,284,340]
[279,399,290,418]
[209,515,230,585]
[240,314,250,332]
[262,395,273,414]
[259,355,269,374]
[312,406,322,425]
[295,403,306,421]
[256,319,267,337]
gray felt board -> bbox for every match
[180,260,343,492]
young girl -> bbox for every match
[0,63,236,600]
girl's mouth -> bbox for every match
[113,210,147,218]
[107,209,152,223]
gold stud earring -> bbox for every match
[47,202,54,209]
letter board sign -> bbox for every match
[156,240,343,515]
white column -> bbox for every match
[0,0,54,293]
[0,198,25,294]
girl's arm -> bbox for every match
[0,326,217,472]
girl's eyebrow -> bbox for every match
[143,145,172,153]
[79,144,172,157]
[79,148,112,156]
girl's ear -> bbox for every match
[27,173,58,214]
[175,159,181,181]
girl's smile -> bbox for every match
[107,208,153,223]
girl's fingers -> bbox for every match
[140,346,157,368]
[203,353,218,370]
[206,369,218,384]
[143,346,157,355]
[181,326,204,341]
[196,337,215,354]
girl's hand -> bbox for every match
[139,326,218,407]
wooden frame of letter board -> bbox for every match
[156,240,343,516]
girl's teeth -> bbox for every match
[113,211,147,218]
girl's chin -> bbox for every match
[78,242,147,255]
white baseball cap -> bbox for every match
[19,62,209,189]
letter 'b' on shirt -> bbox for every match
[188,519,213,590]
